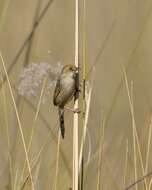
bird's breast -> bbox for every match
[55,75,75,107]
[61,75,75,92]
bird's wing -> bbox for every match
[53,78,61,105]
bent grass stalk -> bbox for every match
[124,71,138,190]
[123,68,148,189]
[13,84,72,177]
[0,67,13,189]
[149,175,152,189]
[19,77,47,185]
[0,53,35,190]
[86,19,116,80]
[20,132,50,190]
[124,171,152,190]
[79,84,93,171]
[28,77,47,153]
[79,19,116,188]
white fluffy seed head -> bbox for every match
[18,62,63,102]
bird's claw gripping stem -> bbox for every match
[64,106,81,113]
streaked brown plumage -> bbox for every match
[53,64,78,138]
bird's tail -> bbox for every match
[58,108,65,138]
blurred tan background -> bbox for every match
[0,0,152,189]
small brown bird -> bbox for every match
[53,64,79,138]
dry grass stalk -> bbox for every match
[123,68,148,189]
[19,77,47,186]
[0,65,13,189]
[145,114,152,173]
[0,53,35,190]
[28,77,47,152]
[20,132,50,190]
[0,0,54,90]
[148,116,152,189]
[52,131,61,190]
[96,117,105,190]
[78,19,116,187]
[86,19,116,80]
[78,2,88,190]
[24,0,42,65]
[79,82,93,172]
[13,167,19,190]
[73,0,79,189]
[13,83,72,176]
[123,71,138,190]
[123,139,129,188]
[124,171,152,190]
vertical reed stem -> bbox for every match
[73,0,79,189]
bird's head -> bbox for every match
[62,64,78,74]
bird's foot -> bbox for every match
[73,108,81,113]
[64,106,81,113]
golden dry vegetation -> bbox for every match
[0,0,152,190]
